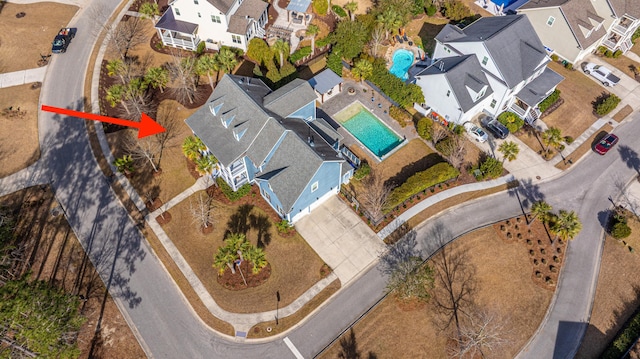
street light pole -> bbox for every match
[276,291,280,325]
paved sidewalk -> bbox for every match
[0,66,47,88]
[0,163,48,198]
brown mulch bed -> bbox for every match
[186,158,201,179]
[129,0,169,13]
[493,215,567,290]
[156,211,172,224]
[206,184,282,224]
[217,263,272,290]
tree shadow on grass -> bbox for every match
[338,328,377,359]
[225,204,254,239]
[249,212,271,248]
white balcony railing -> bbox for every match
[602,39,617,51]
[161,36,199,51]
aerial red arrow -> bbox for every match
[41,105,166,139]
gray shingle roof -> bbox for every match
[228,0,268,34]
[520,0,607,49]
[308,69,343,94]
[155,10,198,34]
[263,78,318,118]
[417,55,493,112]
[516,67,564,106]
[436,15,548,88]
[608,0,640,19]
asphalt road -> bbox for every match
[27,0,640,357]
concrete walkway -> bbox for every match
[295,196,387,284]
[0,66,48,88]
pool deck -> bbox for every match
[318,80,419,164]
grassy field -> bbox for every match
[0,2,78,72]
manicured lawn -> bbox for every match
[320,223,553,358]
[576,212,640,358]
[161,189,328,313]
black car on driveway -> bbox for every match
[479,114,509,140]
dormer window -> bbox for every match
[221,115,235,128]
[210,103,222,115]
[547,16,555,27]
[234,128,247,141]
[482,56,488,65]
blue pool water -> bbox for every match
[339,105,403,158]
[490,0,518,6]
[389,49,414,81]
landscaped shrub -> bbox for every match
[597,46,607,55]
[316,36,331,48]
[216,177,251,201]
[601,308,640,359]
[612,221,632,239]
[386,162,459,209]
[564,136,574,144]
[594,93,621,116]
[605,50,613,57]
[613,49,623,58]
[497,111,525,133]
[290,46,312,63]
[550,54,559,62]
[633,27,640,42]
[196,41,206,56]
[246,38,273,66]
[369,59,424,108]
[313,0,328,15]
[426,3,437,15]
[564,62,573,70]
[435,136,454,156]
[332,5,347,18]
[416,117,433,140]
[441,0,471,21]
[538,89,561,112]
[327,51,343,76]
[354,162,371,180]
[388,106,411,127]
[479,156,503,179]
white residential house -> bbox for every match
[155,0,268,52]
[417,15,563,125]
[518,0,640,65]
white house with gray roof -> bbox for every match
[185,75,353,223]
[422,15,563,125]
[155,0,268,51]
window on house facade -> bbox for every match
[490,99,496,108]
[547,16,555,26]
[482,56,488,65]
[263,189,271,202]
[175,8,181,16]
[211,15,221,23]
[446,90,451,97]
[311,181,319,192]
[197,12,201,17]
[232,35,242,44]
[194,0,199,3]
[444,47,451,53]
[476,88,486,100]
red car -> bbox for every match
[594,133,619,155]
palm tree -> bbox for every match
[550,209,582,244]
[272,39,289,68]
[351,59,373,83]
[541,127,563,152]
[182,136,206,161]
[498,141,519,163]
[195,154,217,175]
[106,59,126,83]
[306,24,319,54]
[377,8,404,40]
[196,54,220,90]
[105,84,130,114]
[139,2,159,22]
[113,155,135,175]
[244,246,268,274]
[344,1,358,21]
[530,200,552,224]
[213,246,236,274]
[145,66,169,93]
[217,47,238,75]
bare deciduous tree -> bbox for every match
[190,193,214,229]
[368,25,384,57]
[154,103,180,167]
[360,168,391,221]
[125,132,161,172]
[613,176,640,220]
[448,308,509,359]
[443,135,467,169]
[108,16,148,60]
[431,125,448,146]
[168,52,199,104]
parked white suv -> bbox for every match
[583,62,620,86]
[463,122,488,143]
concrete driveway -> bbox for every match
[581,54,640,99]
[295,195,387,285]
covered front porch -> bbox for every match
[155,10,200,51]
[509,67,564,125]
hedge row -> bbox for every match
[216,177,251,202]
[332,5,347,17]
[386,162,459,209]
[369,59,424,108]
[601,308,640,359]
[595,94,621,116]
[290,46,312,63]
[538,89,561,113]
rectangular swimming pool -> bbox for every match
[333,102,404,160]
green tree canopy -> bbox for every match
[331,20,369,61]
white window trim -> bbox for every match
[547,16,555,27]
[311,181,319,192]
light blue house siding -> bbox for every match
[256,180,286,216]
[288,162,342,221]
[288,102,315,121]
[244,157,258,182]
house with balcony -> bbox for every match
[154,0,268,52]
[417,15,563,125]
[518,0,640,64]
[185,74,353,223]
